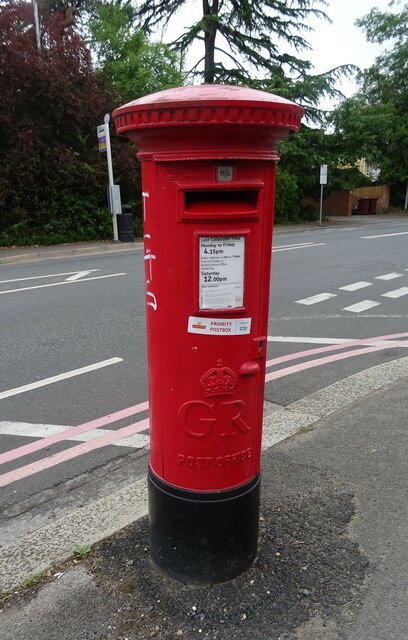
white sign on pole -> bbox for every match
[107,185,122,215]
[97,124,107,153]
[320,164,328,185]
[97,115,118,241]
[199,236,245,310]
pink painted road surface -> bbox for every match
[265,331,408,368]
[0,401,149,466]
[0,419,149,488]
[265,331,408,381]
[1,331,407,487]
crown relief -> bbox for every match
[199,359,238,397]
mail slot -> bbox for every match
[113,84,303,583]
[183,188,260,216]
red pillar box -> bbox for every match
[113,85,303,583]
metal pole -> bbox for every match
[404,180,408,211]
[104,114,118,241]
[319,184,324,227]
[32,0,41,51]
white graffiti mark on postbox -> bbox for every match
[144,252,157,281]
[144,234,157,281]
[178,399,251,438]
[142,192,149,222]
[146,291,158,311]
[144,233,158,310]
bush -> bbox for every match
[0,207,113,246]
[133,215,143,239]
[274,167,300,223]
[0,1,138,247]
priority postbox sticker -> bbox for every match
[188,316,251,335]
[199,236,245,310]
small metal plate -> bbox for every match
[216,165,234,182]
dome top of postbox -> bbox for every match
[113,84,303,136]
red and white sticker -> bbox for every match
[188,316,251,335]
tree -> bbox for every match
[136,0,355,121]
[274,122,371,223]
[87,0,184,221]
[40,0,99,35]
[0,0,187,245]
[0,0,121,244]
[331,3,408,208]
[358,2,408,208]
[88,0,183,103]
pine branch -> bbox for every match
[214,45,246,71]
[137,0,188,33]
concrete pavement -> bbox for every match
[1,354,408,639]
[0,239,143,265]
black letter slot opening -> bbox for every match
[183,189,260,218]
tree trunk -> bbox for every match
[404,180,408,211]
[203,0,218,83]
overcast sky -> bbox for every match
[306,0,391,101]
[158,0,394,106]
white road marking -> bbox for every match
[273,243,326,253]
[266,336,408,347]
[0,421,149,448]
[277,313,408,320]
[375,273,403,280]
[268,336,350,344]
[273,242,316,249]
[64,271,94,281]
[381,287,408,299]
[0,270,99,285]
[343,300,381,313]
[0,358,123,400]
[360,231,408,239]
[296,293,337,305]
[0,273,126,296]
[339,281,372,291]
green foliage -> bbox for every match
[257,65,356,124]
[274,167,300,223]
[0,1,119,244]
[279,127,327,199]
[330,98,397,169]
[330,2,408,205]
[0,209,112,247]
[73,543,92,558]
[0,589,12,604]
[133,215,143,239]
[355,4,408,46]
[276,120,374,218]
[89,1,183,103]
[21,572,44,589]
[0,0,175,245]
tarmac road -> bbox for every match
[1,215,408,512]
[0,217,408,640]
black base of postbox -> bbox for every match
[148,468,260,584]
